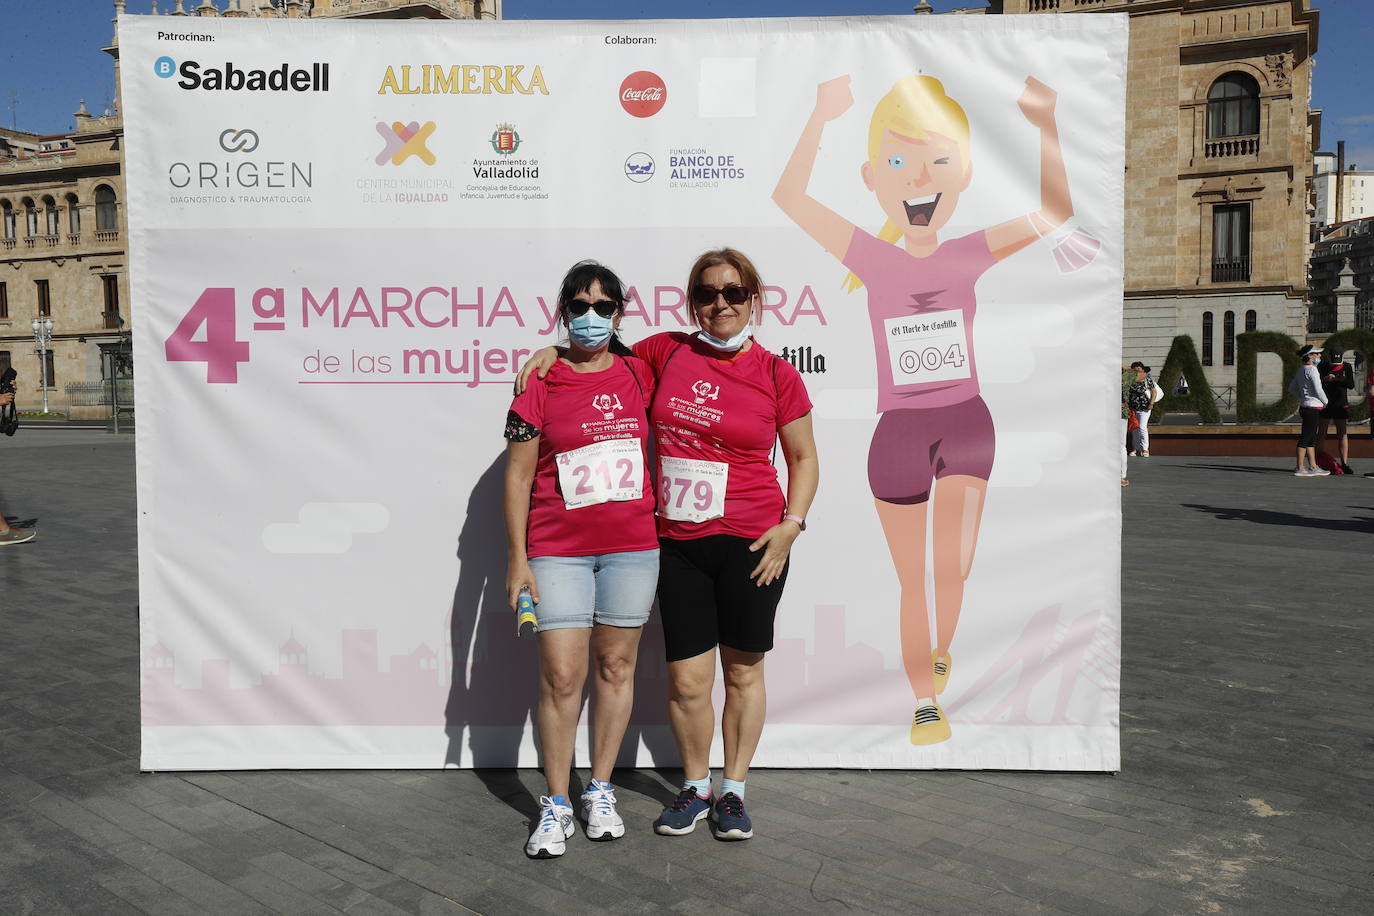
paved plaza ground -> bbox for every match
[1,429,1371,915]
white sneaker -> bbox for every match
[580,780,625,840]
[525,796,575,858]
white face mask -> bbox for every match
[697,327,751,352]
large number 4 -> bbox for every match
[943,343,966,368]
[165,288,250,383]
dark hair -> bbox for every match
[556,259,633,357]
[686,248,763,330]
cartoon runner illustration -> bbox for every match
[772,74,1091,745]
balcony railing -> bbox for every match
[1307,301,1337,335]
[1029,0,1111,9]
[1205,135,1259,158]
[94,229,120,243]
[1,238,13,251]
[1211,258,1250,283]
[0,231,120,251]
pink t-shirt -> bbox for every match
[842,227,998,412]
[508,356,658,559]
[634,332,813,541]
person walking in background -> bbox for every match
[1125,361,1157,456]
[1317,350,1354,475]
[1288,345,1329,477]
[1120,368,1131,487]
[0,388,37,546]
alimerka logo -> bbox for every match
[376,121,437,166]
[377,64,548,95]
[156,57,330,92]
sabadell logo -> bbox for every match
[619,71,666,118]
[154,55,330,92]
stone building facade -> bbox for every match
[1307,217,1374,335]
[957,0,1320,397]
[0,0,496,416]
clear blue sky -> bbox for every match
[1,0,1370,165]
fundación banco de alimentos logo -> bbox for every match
[624,152,655,183]
[375,121,437,166]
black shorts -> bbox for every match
[657,535,789,662]
[1298,406,1322,447]
[1320,403,1349,420]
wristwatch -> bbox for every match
[782,512,807,531]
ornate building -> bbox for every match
[949,0,1320,394]
[0,0,498,416]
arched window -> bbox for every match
[23,198,38,236]
[1,201,14,239]
[65,194,80,234]
[1244,309,1257,332]
[1202,311,1214,366]
[95,185,117,231]
[42,195,58,237]
[1207,72,1260,139]
[1223,311,1236,366]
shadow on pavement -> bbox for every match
[1181,464,1284,474]
[1183,503,1374,532]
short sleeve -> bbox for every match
[772,358,813,428]
[624,356,656,406]
[505,377,547,440]
[840,226,880,280]
[631,332,687,375]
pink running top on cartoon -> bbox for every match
[842,226,997,413]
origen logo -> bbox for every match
[624,152,654,183]
[375,121,437,166]
[218,128,260,153]
[154,56,177,78]
[620,71,666,118]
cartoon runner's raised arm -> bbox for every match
[771,73,1089,747]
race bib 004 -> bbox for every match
[555,439,644,510]
[657,455,728,523]
[884,308,971,387]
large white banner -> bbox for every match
[124,13,1126,770]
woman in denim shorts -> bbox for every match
[503,261,659,858]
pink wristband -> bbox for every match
[782,513,806,531]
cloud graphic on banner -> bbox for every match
[989,432,1069,488]
[262,502,390,554]
[809,388,880,421]
[977,305,1074,384]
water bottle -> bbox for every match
[517,587,537,637]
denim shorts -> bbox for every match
[527,548,659,631]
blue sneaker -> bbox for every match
[654,785,712,836]
[712,792,753,840]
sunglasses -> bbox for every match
[564,299,620,318]
[690,284,751,307]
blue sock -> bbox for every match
[720,778,746,800]
[549,794,570,807]
[586,779,612,793]
[683,776,711,798]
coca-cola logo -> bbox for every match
[620,70,666,118]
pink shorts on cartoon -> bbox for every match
[867,396,995,505]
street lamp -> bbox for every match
[31,317,53,415]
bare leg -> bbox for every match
[931,475,988,654]
[1335,418,1349,465]
[875,499,934,698]
[588,623,642,784]
[666,649,717,781]
[535,628,591,798]
[720,647,766,781]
